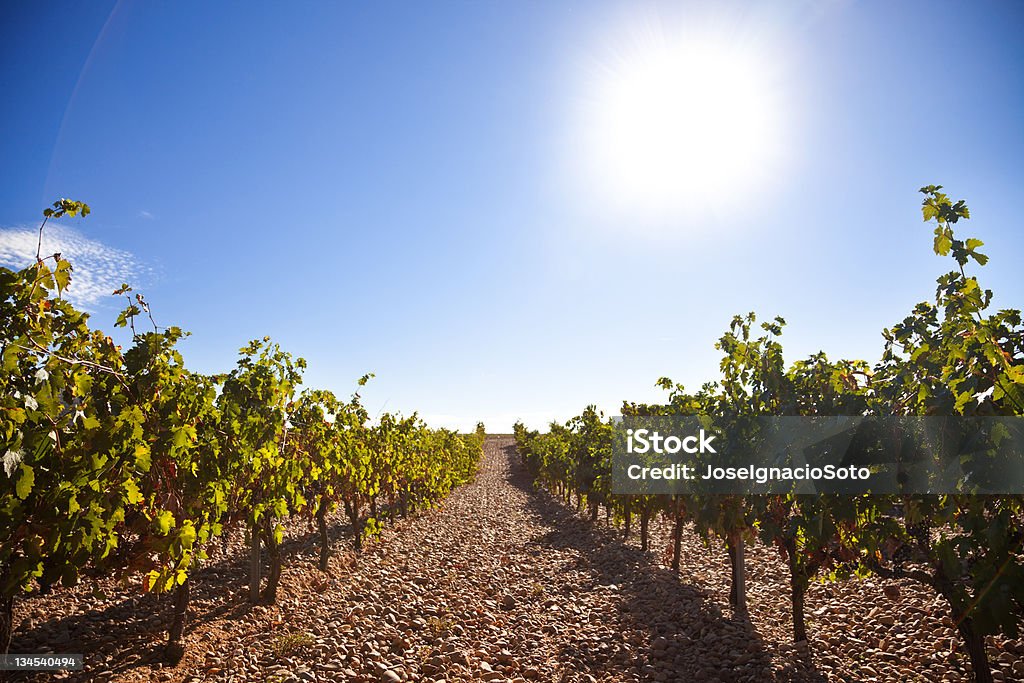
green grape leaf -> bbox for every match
[16,464,34,499]
[124,479,144,505]
[178,521,197,550]
[134,444,152,472]
[155,510,175,535]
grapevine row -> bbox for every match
[0,199,484,662]
[514,186,1024,683]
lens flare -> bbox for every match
[571,27,789,226]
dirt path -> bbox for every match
[157,436,771,683]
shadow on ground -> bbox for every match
[501,441,825,683]
[7,512,362,682]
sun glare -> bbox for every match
[574,32,786,222]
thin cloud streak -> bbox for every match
[0,224,148,308]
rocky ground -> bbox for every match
[8,436,1023,682]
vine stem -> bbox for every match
[35,214,50,262]
[16,339,135,397]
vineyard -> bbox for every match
[0,186,1022,682]
[512,187,1024,682]
[0,199,484,676]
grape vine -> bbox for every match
[514,186,1024,682]
[0,200,484,661]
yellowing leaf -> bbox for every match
[155,510,175,535]
[143,569,160,592]
[124,479,144,505]
[134,443,151,472]
[178,521,197,549]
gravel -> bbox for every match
[8,436,1021,682]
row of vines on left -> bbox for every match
[0,199,485,662]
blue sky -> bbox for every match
[2,1,1022,431]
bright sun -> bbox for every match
[576,35,785,220]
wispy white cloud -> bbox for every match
[0,224,148,309]
[138,210,154,220]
